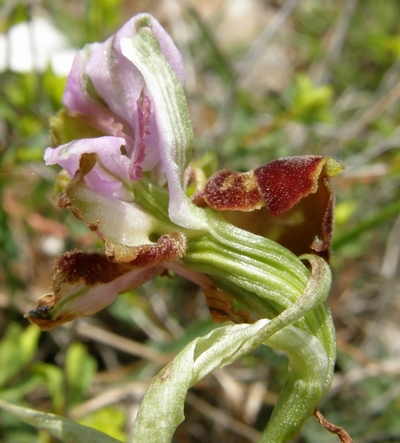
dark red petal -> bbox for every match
[253,156,325,216]
[193,155,343,258]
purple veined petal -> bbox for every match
[84,37,143,145]
[120,30,207,230]
[141,14,185,85]
[62,14,185,182]
[44,137,133,199]
[63,44,98,118]
[62,46,133,143]
[44,136,127,177]
[89,13,185,117]
[84,14,184,158]
[86,13,184,122]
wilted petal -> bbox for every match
[25,233,187,330]
[193,156,344,258]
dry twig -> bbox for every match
[314,409,353,443]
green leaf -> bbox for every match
[20,324,42,366]
[131,321,329,443]
[78,407,126,442]
[33,363,64,414]
[131,320,268,442]
[65,342,97,406]
[0,399,121,443]
[0,324,41,388]
[0,375,43,404]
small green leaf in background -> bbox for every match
[0,375,43,404]
[78,407,126,442]
[287,74,334,123]
[0,324,41,388]
[33,363,64,415]
[65,342,97,407]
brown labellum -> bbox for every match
[193,155,343,259]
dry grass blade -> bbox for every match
[331,357,400,393]
[311,0,359,85]
[75,321,172,365]
[342,80,400,140]
[380,213,400,279]
[235,0,301,82]
[68,382,148,420]
[185,391,261,442]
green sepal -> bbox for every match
[49,108,105,147]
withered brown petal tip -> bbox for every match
[193,170,263,212]
[25,305,53,320]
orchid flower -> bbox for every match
[24,13,344,443]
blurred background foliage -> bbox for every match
[1,0,400,442]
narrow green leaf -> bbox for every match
[0,399,121,443]
[130,320,270,443]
